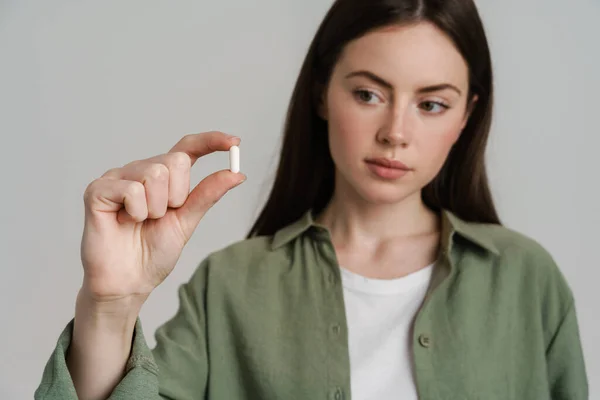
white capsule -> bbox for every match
[229,145,240,173]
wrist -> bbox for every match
[74,289,145,335]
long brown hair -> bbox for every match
[247,0,500,238]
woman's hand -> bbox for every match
[79,131,245,305]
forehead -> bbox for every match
[336,22,469,88]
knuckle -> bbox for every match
[181,133,195,144]
[83,178,110,205]
[84,177,103,193]
[127,181,145,196]
[147,163,169,180]
[123,159,141,169]
[101,167,120,178]
[83,180,98,203]
[170,151,191,169]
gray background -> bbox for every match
[1,0,598,398]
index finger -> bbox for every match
[168,131,241,166]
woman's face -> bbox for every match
[320,21,475,205]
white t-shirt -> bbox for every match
[339,263,434,400]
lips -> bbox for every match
[365,157,411,180]
[365,157,410,170]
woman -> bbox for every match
[35,0,588,399]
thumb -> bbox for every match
[176,169,246,240]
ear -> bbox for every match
[460,94,479,130]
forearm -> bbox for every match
[66,290,144,400]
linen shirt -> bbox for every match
[35,209,589,399]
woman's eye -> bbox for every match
[420,101,449,114]
[354,89,381,104]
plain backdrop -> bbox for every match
[1,0,598,398]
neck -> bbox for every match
[315,183,439,247]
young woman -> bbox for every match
[35,0,588,399]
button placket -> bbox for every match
[319,233,347,400]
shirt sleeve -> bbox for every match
[35,259,211,400]
[546,299,589,400]
[34,317,160,399]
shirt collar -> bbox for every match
[271,208,500,256]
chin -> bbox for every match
[354,181,416,205]
[333,166,420,205]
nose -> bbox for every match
[377,106,411,147]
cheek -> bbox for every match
[418,123,462,173]
[326,90,373,161]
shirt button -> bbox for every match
[418,333,431,348]
[332,324,341,335]
[333,387,344,400]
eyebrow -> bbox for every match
[344,70,463,96]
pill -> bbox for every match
[229,145,240,173]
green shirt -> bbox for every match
[35,209,588,399]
